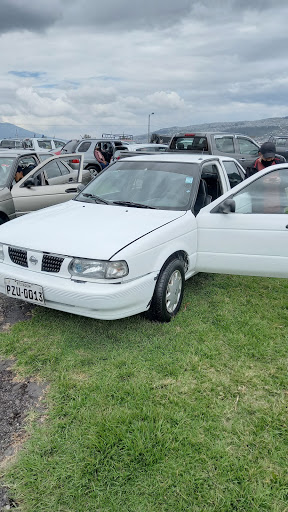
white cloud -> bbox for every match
[0,0,288,138]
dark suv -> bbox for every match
[60,138,124,175]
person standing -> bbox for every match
[94,143,108,169]
[246,141,282,177]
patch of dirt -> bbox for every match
[0,295,35,332]
[0,296,46,510]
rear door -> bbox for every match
[11,154,83,216]
[196,166,288,277]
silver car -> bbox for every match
[0,152,89,223]
[60,138,124,175]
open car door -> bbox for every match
[11,154,84,216]
[196,165,288,278]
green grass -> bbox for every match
[0,273,288,511]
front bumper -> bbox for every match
[0,264,158,320]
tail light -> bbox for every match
[70,159,79,163]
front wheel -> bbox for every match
[147,259,185,322]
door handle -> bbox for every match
[239,158,246,161]
[65,188,78,193]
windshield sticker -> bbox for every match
[185,177,193,184]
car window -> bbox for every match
[37,140,53,150]
[222,160,245,188]
[61,140,80,153]
[0,140,18,148]
[77,141,91,152]
[17,156,38,176]
[200,163,223,201]
[275,138,288,147]
[54,140,65,148]
[170,136,208,151]
[233,168,288,214]
[42,160,62,179]
[58,160,70,175]
[0,157,15,186]
[38,153,53,162]
[237,137,259,156]
[214,136,235,153]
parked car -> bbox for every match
[112,143,168,161]
[22,137,66,152]
[268,136,288,159]
[0,153,253,321]
[60,138,124,175]
[0,152,89,223]
[169,132,286,171]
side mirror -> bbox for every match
[23,178,36,188]
[215,198,236,214]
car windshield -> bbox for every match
[75,160,199,210]
[0,157,15,186]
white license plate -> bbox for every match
[5,279,45,304]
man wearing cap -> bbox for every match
[246,141,283,178]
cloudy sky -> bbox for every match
[0,0,287,139]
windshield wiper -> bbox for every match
[81,193,109,204]
[111,200,156,209]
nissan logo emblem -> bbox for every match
[29,256,38,265]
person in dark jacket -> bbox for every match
[246,141,282,177]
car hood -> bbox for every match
[0,200,186,259]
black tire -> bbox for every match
[0,215,8,225]
[147,258,185,322]
[87,165,101,177]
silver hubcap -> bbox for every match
[166,270,182,313]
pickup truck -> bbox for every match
[168,131,286,171]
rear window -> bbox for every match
[37,139,52,150]
[170,136,208,152]
[61,140,80,153]
[77,141,91,152]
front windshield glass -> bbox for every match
[75,160,199,210]
[0,157,15,186]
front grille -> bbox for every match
[8,247,28,267]
[41,254,64,273]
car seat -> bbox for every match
[193,179,212,215]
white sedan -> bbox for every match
[0,153,286,322]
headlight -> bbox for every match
[69,258,129,279]
[0,244,4,261]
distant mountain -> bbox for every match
[136,116,288,143]
[0,122,44,139]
